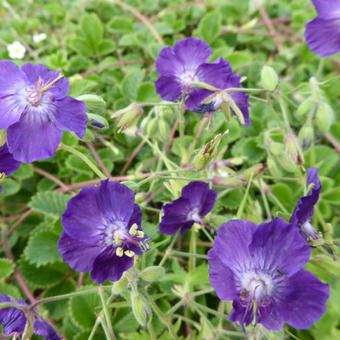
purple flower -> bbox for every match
[58,180,147,283]
[290,168,322,241]
[0,60,87,163]
[159,181,217,235]
[0,294,60,339]
[0,143,21,192]
[208,218,329,330]
[305,0,340,57]
[155,38,250,124]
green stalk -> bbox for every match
[158,232,180,266]
[236,174,253,219]
[58,143,106,180]
[98,287,115,340]
[188,228,197,272]
[172,251,206,259]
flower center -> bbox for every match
[179,70,198,92]
[241,272,273,305]
[26,87,43,107]
[104,221,127,247]
[301,221,319,240]
[187,208,201,222]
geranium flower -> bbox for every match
[154,38,250,125]
[208,218,329,330]
[0,294,60,339]
[58,180,148,283]
[0,60,87,163]
[290,167,322,240]
[159,181,217,235]
[305,0,340,57]
[0,143,21,192]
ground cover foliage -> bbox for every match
[0,0,340,339]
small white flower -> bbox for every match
[32,33,47,43]
[7,41,26,59]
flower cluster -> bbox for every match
[155,38,250,125]
[305,0,340,57]
[0,60,87,163]
[58,180,148,283]
[0,295,60,339]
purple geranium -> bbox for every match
[0,294,60,339]
[159,181,217,235]
[0,60,87,163]
[155,38,250,124]
[58,180,147,284]
[290,167,322,241]
[0,143,21,192]
[305,0,340,57]
[208,218,329,330]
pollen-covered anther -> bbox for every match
[129,223,138,236]
[114,234,122,246]
[116,247,124,257]
[124,250,135,257]
[136,231,144,238]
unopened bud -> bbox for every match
[267,157,282,177]
[296,99,313,119]
[261,66,279,91]
[158,118,170,142]
[298,125,314,149]
[316,102,334,133]
[76,94,106,113]
[269,142,284,157]
[131,291,149,326]
[140,266,165,282]
[146,117,158,137]
[112,277,128,295]
[158,106,174,121]
[212,175,245,188]
[241,164,267,180]
[284,135,304,165]
[111,103,143,132]
[193,133,226,170]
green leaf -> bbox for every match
[108,17,133,33]
[81,13,103,53]
[121,70,145,100]
[18,259,67,288]
[0,178,20,196]
[137,82,160,103]
[225,52,252,70]
[67,37,92,57]
[98,39,116,56]
[25,230,62,266]
[29,192,71,216]
[0,258,15,280]
[70,287,101,329]
[0,283,21,299]
[199,11,221,43]
[270,183,293,209]
[322,188,340,205]
[12,163,33,179]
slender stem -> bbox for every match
[172,251,206,259]
[256,180,272,220]
[188,228,196,272]
[99,317,112,340]
[317,58,325,81]
[268,192,289,214]
[236,174,253,219]
[176,103,188,165]
[58,143,106,179]
[158,232,180,266]
[147,322,157,340]
[200,225,214,243]
[98,287,115,340]
[30,286,112,309]
[165,299,186,316]
[88,317,101,340]
[278,96,292,135]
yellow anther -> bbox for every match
[114,234,121,245]
[129,223,138,236]
[124,250,135,258]
[136,231,145,239]
[116,247,124,257]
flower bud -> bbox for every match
[269,142,284,157]
[212,176,245,188]
[158,106,174,121]
[261,66,279,91]
[296,98,313,119]
[158,118,170,142]
[298,125,314,149]
[112,277,128,295]
[111,103,143,132]
[267,157,282,177]
[284,135,304,165]
[316,102,334,133]
[131,291,149,327]
[146,117,158,137]
[140,266,165,282]
[241,163,267,180]
[76,94,106,113]
[192,133,225,170]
